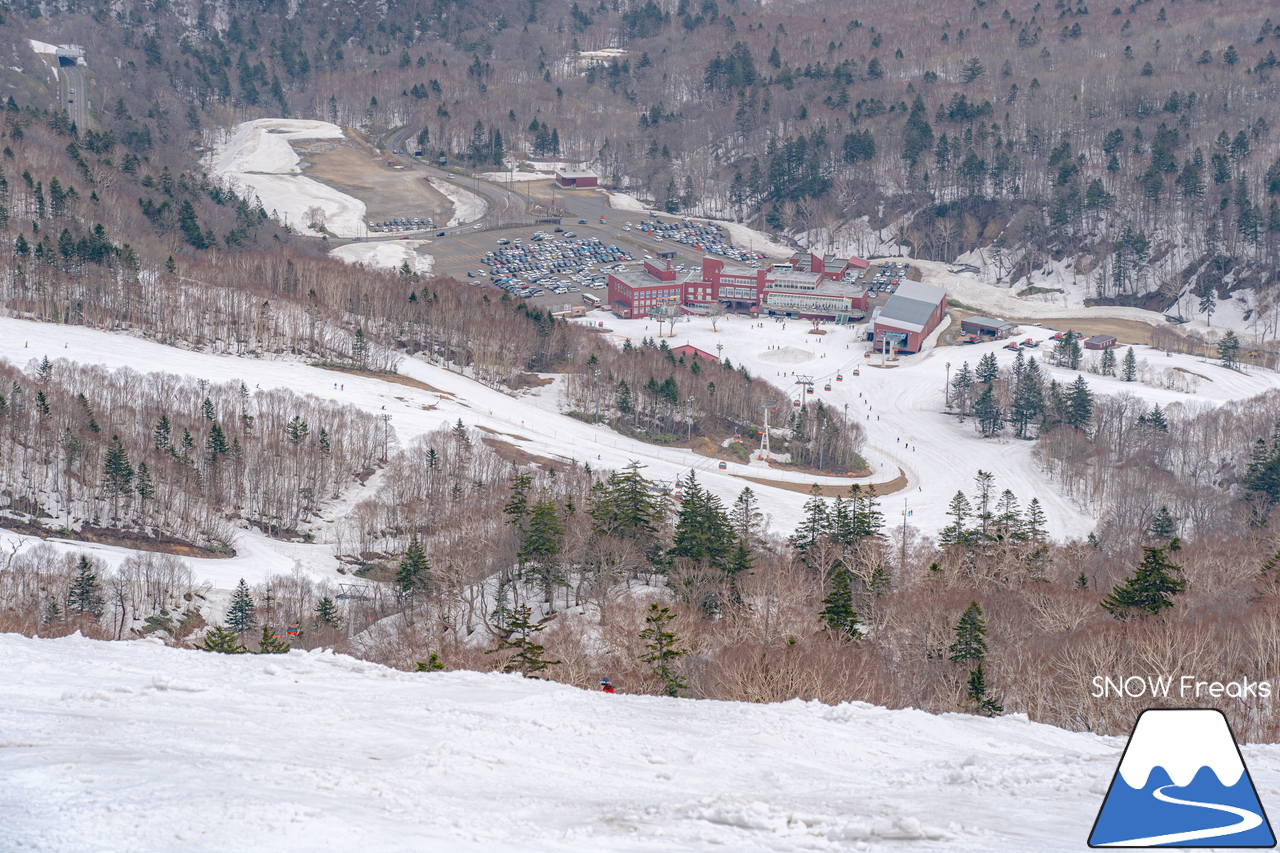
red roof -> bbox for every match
[672,344,719,361]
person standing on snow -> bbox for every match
[600,679,616,693]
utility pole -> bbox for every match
[901,496,909,569]
[380,413,393,462]
[716,342,723,362]
[945,361,951,409]
[687,396,695,442]
[593,369,601,421]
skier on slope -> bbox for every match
[600,678,615,693]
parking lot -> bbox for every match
[480,229,635,301]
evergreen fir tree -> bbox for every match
[134,462,155,502]
[314,596,340,627]
[1064,375,1094,430]
[791,484,829,558]
[939,491,973,547]
[1099,347,1117,377]
[1148,506,1177,540]
[1074,571,1090,590]
[396,533,432,597]
[102,435,134,496]
[1024,498,1047,540]
[487,604,560,677]
[504,471,533,531]
[966,660,1003,716]
[256,626,291,654]
[973,383,1005,437]
[975,352,999,384]
[195,624,248,654]
[1219,330,1242,369]
[820,566,861,637]
[639,603,688,697]
[201,396,216,421]
[1101,540,1186,619]
[948,601,988,662]
[415,654,446,671]
[1010,370,1044,439]
[226,578,257,633]
[1122,346,1138,381]
[670,473,734,571]
[521,494,565,605]
[67,555,104,619]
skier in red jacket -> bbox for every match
[600,678,615,693]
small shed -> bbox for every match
[960,316,1016,339]
[554,170,599,188]
[1084,334,1118,350]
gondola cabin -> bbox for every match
[836,374,843,382]
[853,368,860,376]
[824,383,832,391]
[806,387,814,395]
[792,399,801,409]
[718,461,727,470]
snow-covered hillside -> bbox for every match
[206,119,368,238]
[0,632,1156,852]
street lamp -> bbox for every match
[945,361,951,410]
[687,396,695,442]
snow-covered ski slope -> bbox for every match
[206,119,368,238]
[0,631,1159,852]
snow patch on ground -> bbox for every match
[0,631,1141,852]
[206,119,367,238]
[427,177,487,227]
[330,240,433,275]
[27,39,59,54]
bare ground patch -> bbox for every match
[732,467,907,497]
[481,437,566,471]
[297,139,453,225]
[2,516,234,558]
[311,363,454,396]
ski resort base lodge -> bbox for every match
[869,280,948,354]
[606,251,873,323]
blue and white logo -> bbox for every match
[1090,709,1275,847]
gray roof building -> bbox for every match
[876,281,947,333]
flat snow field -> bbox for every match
[0,632,1194,853]
[207,119,368,238]
[328,239,434,275]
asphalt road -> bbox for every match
[60,62,87,131]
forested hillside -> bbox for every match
[6,0,1278,317]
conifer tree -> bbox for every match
[820,567,861,637]
[1010,370,1044,439]
[1219,330,1242,369]
[226,578,257,633]
[973,384,1004,437]
[639,603,688,697]
[134,462,155,503]
[196,624,248,654]
[67,555,104,619]
[940,491,973,547]
[1101,540,1186,619]
[949,601,988,662]
[975,352,999,384]
[1064,375,1094,430]
[102,435,134,496]
[966,661,1003,716]
[670,473,734,571]
[256,626,291,653]
[521,494,565,605]
[396,533,432,598]
[1148,506,1177,540]
[1099,347,1117,377]
[792,484,829,558]
[1122,346,1138,381]
[314,596,340,627]
[415,654,446,671]
[487,605,559,677]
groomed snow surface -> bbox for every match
[206,119,367,238]
[328,239,433,275]
[429,176,488,227]
[0,631,1149,852]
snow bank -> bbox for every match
[427,177,487,227]
[330,240,433,275]
[207,119,367,238]
[1,631,1132,852]
[760,346,815,364]
[27,39,59,55]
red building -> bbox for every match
[607,250,872,322]
[554,169,599,188]
[671,344,719,361]
[870,280,948,354]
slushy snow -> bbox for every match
[329,239,433,275]
[207,119,368,238]
[0,631,1150,852]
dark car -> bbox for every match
[437,231,446,237]
[578,219,587,224]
